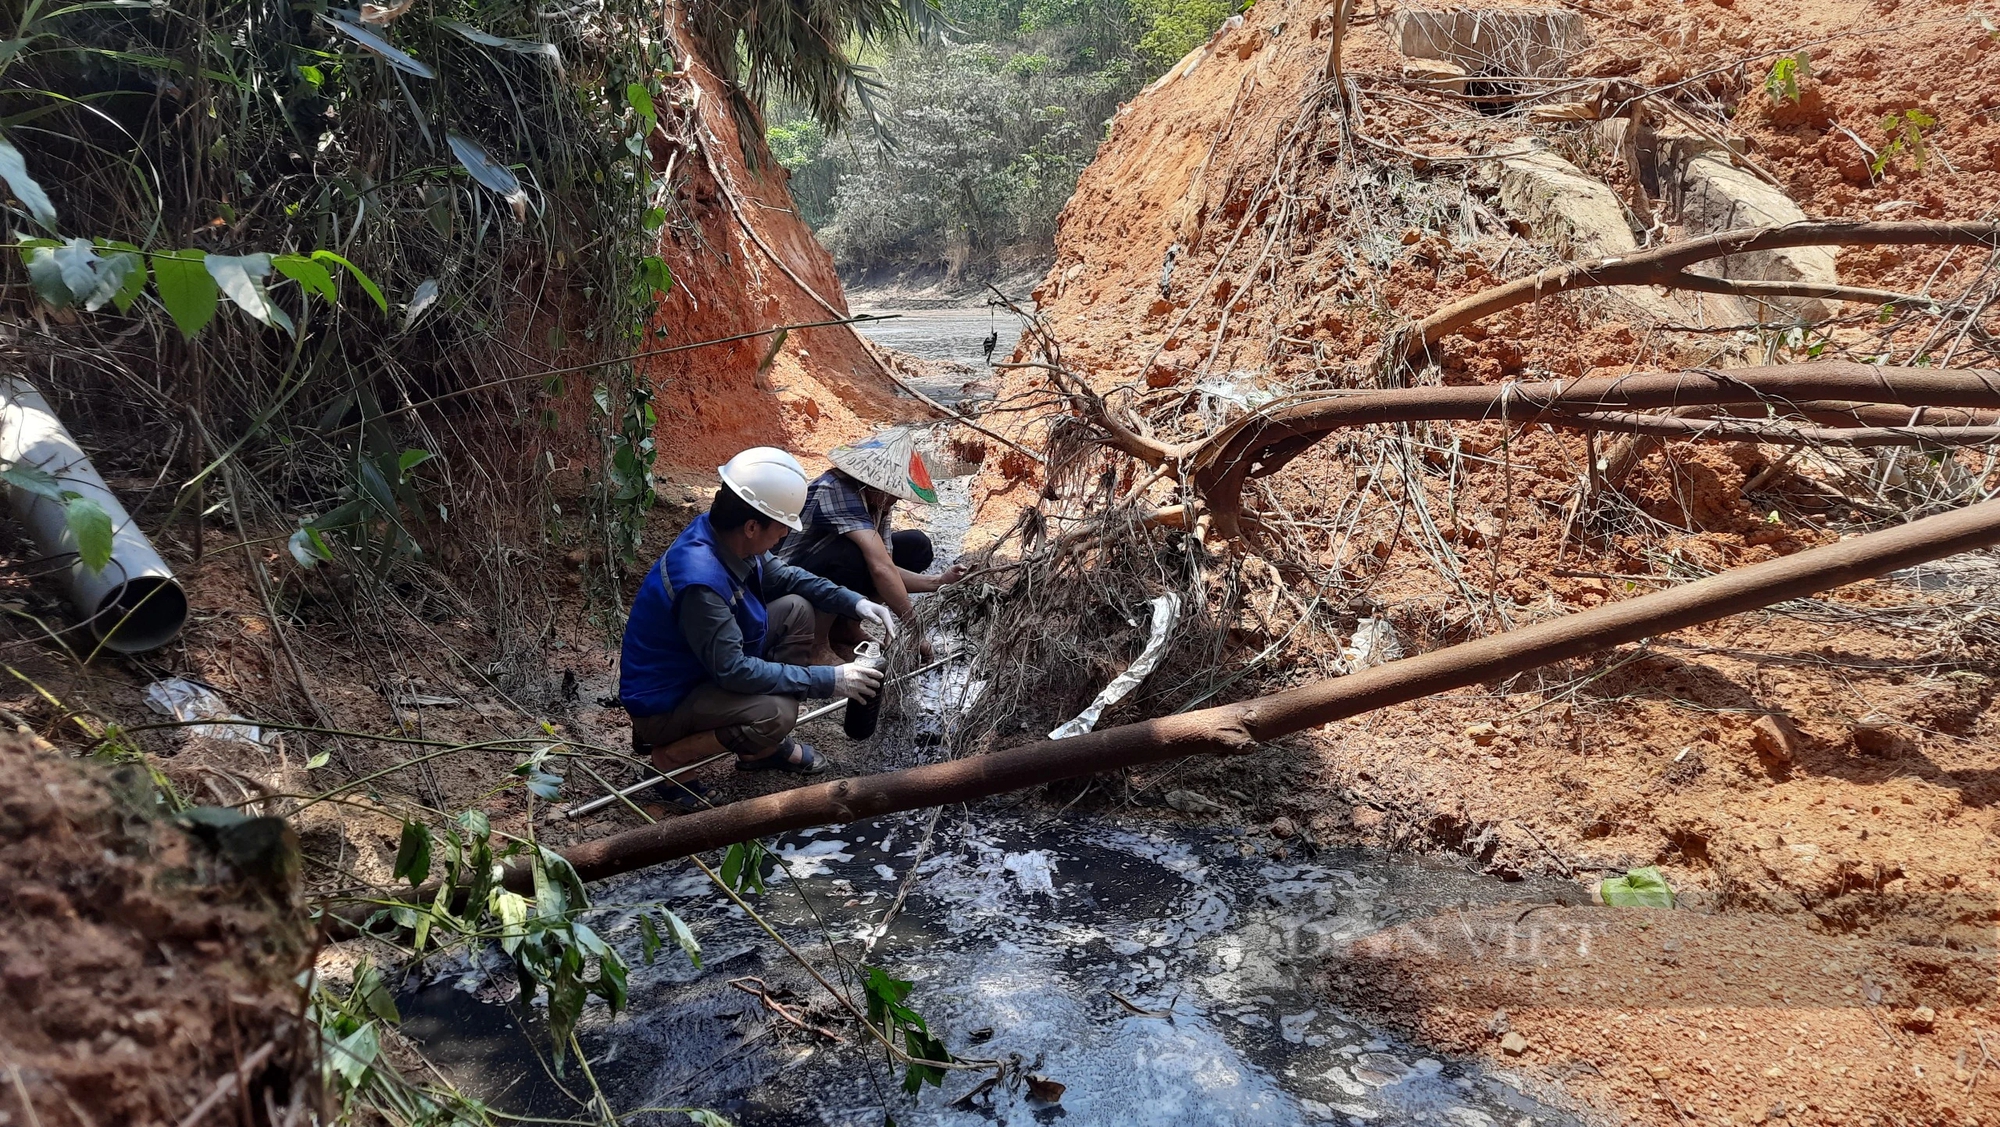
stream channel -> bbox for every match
[397,310,1590,1127]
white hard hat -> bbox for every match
[718,447,808,531]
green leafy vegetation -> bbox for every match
[1761,51,1810,104]
[863,965,956,1093]
[1598,866,1675,908]
[1872,108,1938,175]
[769,0,1251,275]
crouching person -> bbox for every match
[780,428,967,659]
[619,447,899,777]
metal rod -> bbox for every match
[561,751,734,820]
[561,649,968,820]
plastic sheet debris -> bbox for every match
[143,677,272,748]
[1195,375,1281,429]
[1336,617,1402,674]
[1049,593,1181,739]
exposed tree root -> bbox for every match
[1189,360,2000,535]
[1382,220,2000,372]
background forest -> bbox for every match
[767,0,1244,283]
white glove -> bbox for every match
[854,599,898,639]
[833,661,883,703]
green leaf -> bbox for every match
[98,241,146,312]
[685,1112,734,1127]
[1598,866,1674,909]
[0,131,56,230]
[901,1028,951,1092]
[531,847,568,921]
[638,255,673,295]
[21,241,72,307]
[64,496,112,572]
[719,840,768,895]
[354,960,402,1024]
[457,808,491,843]
[591,942,629,1010]
[310,250,387,312]
[625,82,657,131]
[489,889,529,955]
[396,448,434,477]
[392,819,432,887]
[273,253,337,303]
[306,751,330,769]
[541,848,588,914]
[0,463,64,502]
[0,37,38,70]
[641,206,667,231]
[663,910,702,968]
[862,964,913,1027]
[151,251,218,339]
[638,913,663,966]
[206,252,292,333]
[21,238,137,312]
[287,527,329,567]
[329,1021,380,1087]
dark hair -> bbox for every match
[709,485,772,532]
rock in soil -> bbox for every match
[1749,713,1803,762]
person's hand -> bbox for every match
[855,599,898,638]
[833,661,883,703]
[937,562,969,586]
[918,635,936,661]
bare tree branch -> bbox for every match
[1384,221,2000,371]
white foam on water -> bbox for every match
[1001,850,1056,896]
[775,839,853,879]
[891,945,1312,1127]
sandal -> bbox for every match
[648,776,712,810]
[736,739,828,775]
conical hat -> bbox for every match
[828,427,939,505]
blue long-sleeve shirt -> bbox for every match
[675,543,861,700]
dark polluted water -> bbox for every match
[399,810,1590,1127]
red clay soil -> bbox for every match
[978,0,2000,1122]
[639,9,926,473]
[0,736,313,1127]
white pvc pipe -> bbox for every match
[0,377,188,653]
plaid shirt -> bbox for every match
[778,470,892,563]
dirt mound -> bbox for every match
[1332,905,1999,1124]
[0,737,313,1127]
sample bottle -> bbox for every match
[843,640,888,740]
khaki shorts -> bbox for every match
[629,593,815,759]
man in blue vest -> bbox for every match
[620,447,896,777]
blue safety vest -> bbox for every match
[619,513,770,717]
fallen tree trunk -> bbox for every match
[1189,360,2000,536]
[541,495,2000,887]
